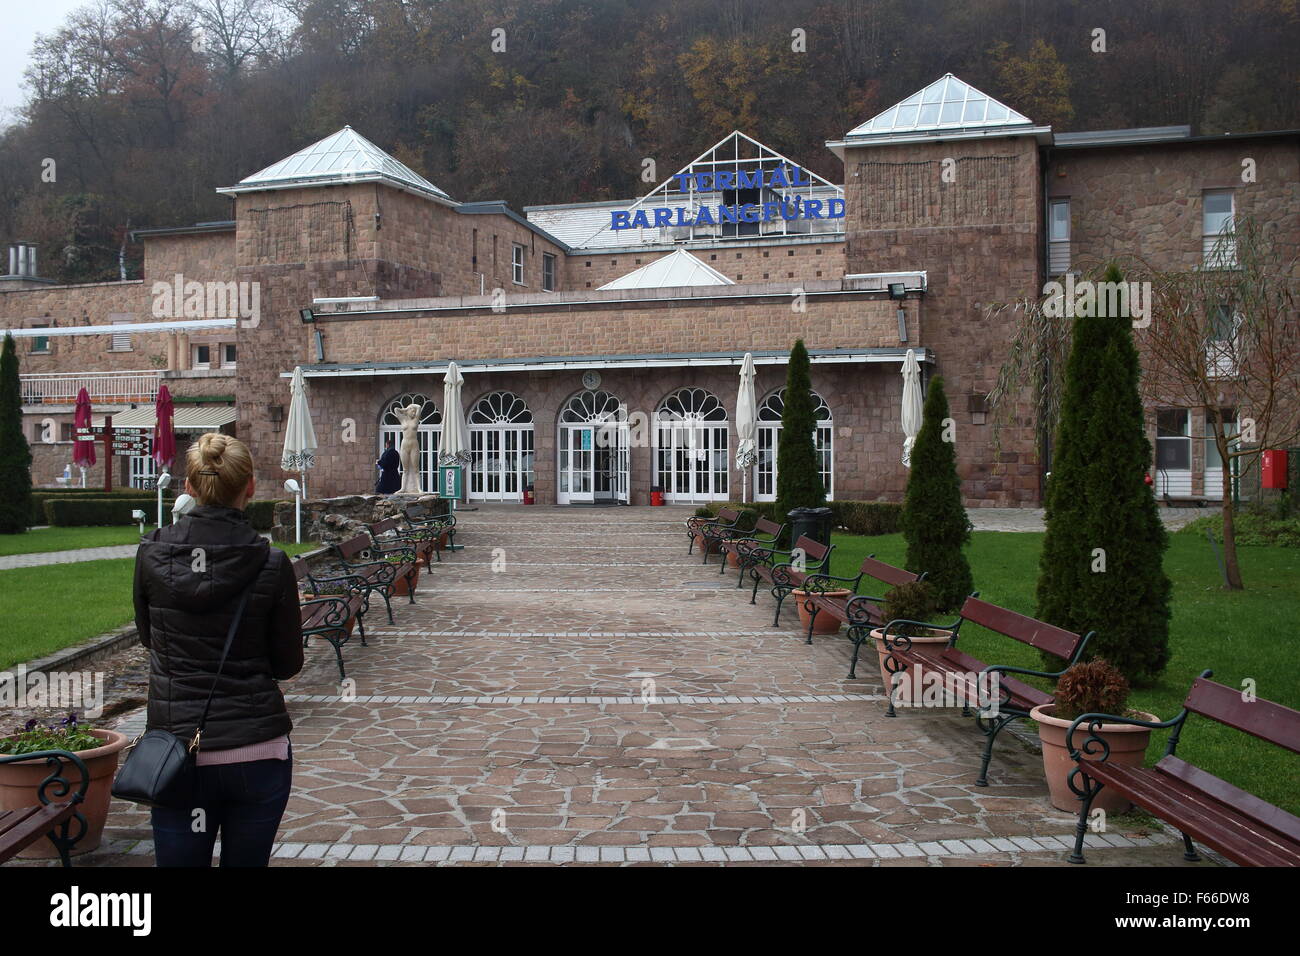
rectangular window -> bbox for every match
[1207,305,1238,377]
[31,324,50,353]
[60,422,75,442]
[1203,190,1235,267]
[542,253,556,292]
[1047,199,1070,274]
[193,345,211,369]
[222,343,237,367]
[1205,409,1238,471]
[1156,409,1191,471]
[512,243,525,285]
[110,320,132,352]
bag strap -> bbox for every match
[189,585,254,753]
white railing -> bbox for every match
[21,370,164,405]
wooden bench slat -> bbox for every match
[959,596,1083,661]
[1083,761,1300,867]
[1184,678,1300,754]
[858,556,920,589]
[937,647,1054,709]
[1156,755,1300,845]
[0,803,78,864]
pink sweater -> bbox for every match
[195,734,291,766]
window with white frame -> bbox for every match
[222,343,237,368]
[542,253,556,292]
[512,243,525,285]
[1202,190,1236,267]
[755,388,834,501]
[31,324,50,353]
[110,320,132,351]
[1047,199,1071,275]
[1156,408,1191,470]
[193,344,211,369]
[1206,304,1239,378]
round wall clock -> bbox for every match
[582,370,602,390]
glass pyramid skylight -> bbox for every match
[846,74,1034,137]
[222,127,451,201]
[598,249,735,290]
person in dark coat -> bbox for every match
[133,432,303,867]
[375,438,401,493]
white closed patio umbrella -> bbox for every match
[901,349,923,467]
[440,361,471,489]
[734,352,758,501]
[281,366,318,540]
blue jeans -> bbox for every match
[151,751,293,867]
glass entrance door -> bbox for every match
[558,425,594,503]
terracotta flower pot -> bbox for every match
[726,549,741,569]
[1031,704,1156,813]
[0,728,129,859]
[391,563,420,596]
[870,627,953,701]
[792,589,853,634]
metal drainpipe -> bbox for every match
[1039,144,1054,502]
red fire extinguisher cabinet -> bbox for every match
[1261,449,1289,489]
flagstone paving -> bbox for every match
[25,505,1213,867]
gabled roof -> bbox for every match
[828,74,1050,154]
[217,127,453,204]
[597,249,735,290]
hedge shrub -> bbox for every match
[707,500,902,537]
[45,497,158,527]
[244,499,287,531]
[32,488,175,525]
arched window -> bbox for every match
[560,389,623,423]
[557,390,629,504]
[755,388,834,501]
[655,387,729,501]
[379,393,442,493]
[467,392,534,500]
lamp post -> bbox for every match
[155,472,172,529]
[284,478,302,544]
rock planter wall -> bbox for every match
[272,494,448,543]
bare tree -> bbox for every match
[1132,216,1300,589]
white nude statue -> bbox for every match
[396,403,424,494]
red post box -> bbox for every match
[1261,449,1288,489]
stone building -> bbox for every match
[3,74,1296,506]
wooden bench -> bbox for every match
[369,516,437,571]
[877,594,1092,786]
[293,558,368,680]
[402,506,457,559]
[745,534,835,626]
[719,516,785,582]
[1067,670,1300,866]
[686,507,741,557]
[0,750,90,866]
[321,534,406,623]
[800,555,925,646]
[700,508,757,565]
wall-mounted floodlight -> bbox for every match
[156,472,172,527]
[284,478,303,544]
[299,308,315,324]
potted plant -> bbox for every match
[870,581,952,702]
[300,580,360,636]
[0,714,129,859]
[1031,659,1158,813]
[384,552,420,596]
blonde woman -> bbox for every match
[132,433,303,866]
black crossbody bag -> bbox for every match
[112,588,253,809]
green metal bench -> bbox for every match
[719,516,785,582]
[686,507,740,557]
[1067,671,1300,866]
[801,555,925,645]
[293,557,368,680]
[745,534,835,626]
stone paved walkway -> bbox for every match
[0,543,139,570]
[29,505,1213,867]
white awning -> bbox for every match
[94,405,236,430]
[3,319,236,337]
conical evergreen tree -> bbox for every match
[775,339,826,516]
[901,375,973,610]
[0,333,33,534]
[1036,264,1171,685]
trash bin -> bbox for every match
[787,506,834,547]
[523,483,535,505]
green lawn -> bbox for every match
[826,531,1300,815]
[0,525,147,556]
[0,541,321,670]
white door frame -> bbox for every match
[469,423,534,502]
